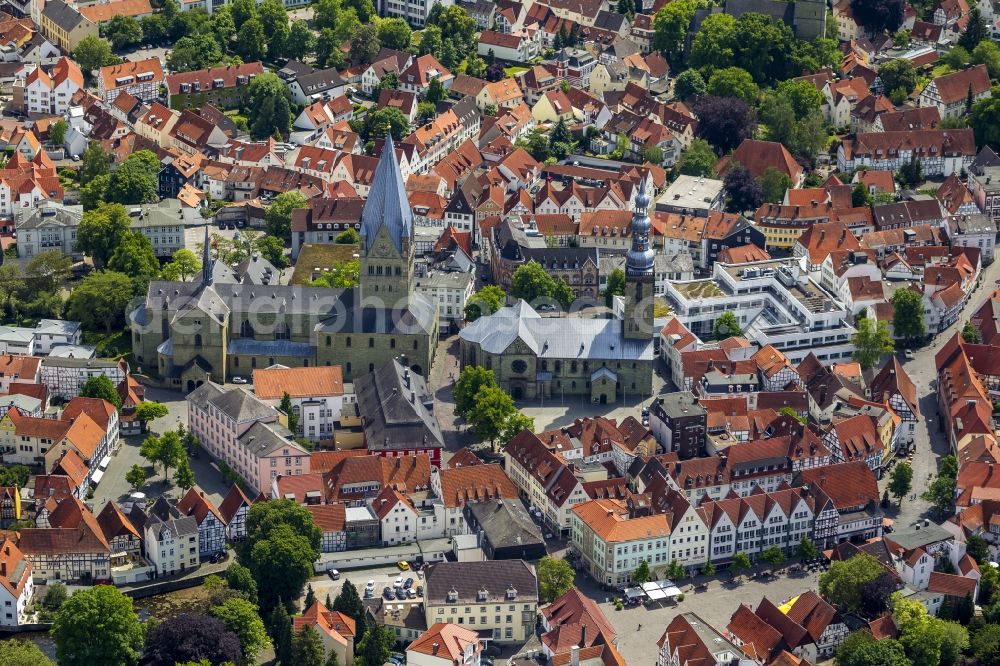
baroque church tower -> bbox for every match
[623,175,655,340]
[358,135,415,303]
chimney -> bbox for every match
[581,623,588,646]
[571,645,581,666]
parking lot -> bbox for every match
[303,562,427,608]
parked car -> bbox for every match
[416,585,423,597]
[406,588,416,599]
[383,587,393,599]
[328,569,340,580]
[393,576,403,588]
[395,588,407,600]
[397,560,410,570]
[231,376,247,384]
[403,577,414,589]
[904,350,914,360]
[365,580,375,592]
[209,551,226,564]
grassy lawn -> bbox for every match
[504,66,529,76]
[931,64,954,78]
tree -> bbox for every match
[974,41,1000,80]
[713,312,742,339]
[511,261,559,304]
[356,622,394,666]
[835,631,910,666]
[0,639,54,666]
[891,288,926,343]
[426,76,446,104]
[419,24,442,57]
[537,556,575,603]
[970,623,1000,666]
[139,430,187,481]
[465,285,506,321]
[517,129,551,162]
[852,318,894,369]
[334,228,359,245]
[47,119,69,148]
[878,60,918,98]
[643,145,665,165]
[731,552,751,571]
[0,465,29,487]
[268,603,294,664]
[81,375,122,409]
[972,91,1000,149]
[76,203,131,267]
[247,72,293,140]
[603,267,626,308]
[43,583,67,611]
[106,15,144,52]
[229,0,256,28]
[723,164,764,213]
[759,167,794,204]
[107,150,160,205]
[285,20,316,60]
[265,191,308,242]
[923,456,959,517]
[258,0,289,58]
[377,17,411,50]
[454,365,497,417]
[304,583,316,609]
[634,559,652,584]
[162,248,203,282]
[73,36,118,78]
[125,464,147,491]
[222,562,258,607]
[760,546,785,565]
[665,559,685,580]
[702,560,715,575]
[653,0,701,66]
[108,232,159,287]
[706,67,758,104]
[896,155,923,189]
[552,278,574,309]
[967,533,990,563]
[850,0,904,34]
[279,392,299,436]
[675,139,717,177]
[234,17,267,62]
[893,593,968,666]
[350,23,381,65]
[332,580,366,642]
[66,270,135,333]
[361,106,410,142]
[795,537,817,562]
[81,141,111,186]
[673,69,706,100]
[819,552,886,613]
[52,585,144,666]
[241,500,321,611]
[468,384,533,446]
[852,182,873,208]
[174,460,195,490]
[288,625,325,666]
[690,95,757,156]
[25,250,72,293]
[961,7,989,51]
[146,613,242,666]
[893,28,911,49]
[888,462,913,503]
[167,34,225,72]
[209,597,269,666]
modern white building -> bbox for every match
[0,539,33,628]
[144,497,200,577]
[252,365,353,444]
[414,269,476,327]
[662,259,856,364]
[377,0,452,27]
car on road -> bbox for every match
[231,376,247,384]
[328,569,340,580]
[209,551,227,564]
[397,560,410,570]
[904,350,914,360]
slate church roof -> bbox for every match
[360,135,414,253]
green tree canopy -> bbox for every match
[465,285,506,321]
[52,586,144,666]
[819,553,886,613]
[49,119,69,146]
[125,464,147,491]
[713,312,743,339]
[209,597,270,666]
[139,430,186,481]
[81,375,122,409]
[759,167,794,203]
[468,384,533,446]
[66,271,136,333]
[107,150,160,205]
[162,248,203,282]
[852,318,894,369]
[675,139,717,177]
[706,67,758,104]
[511,261,563,305]
[240,500,321,611]
[835,631,910,666]
[454,365,497,417]
[795,537,817,562]
[537,556,575,602]
[673,69,706,101]
[0,638,55,666]
[108,231,160,288]
[603,268,626,308]
[888,462,913,503]
[81,142,111,185]
[76,203,131,267]
[246,72,292,140]
[891,288,926,343]
[265,191,308,241]
[73,36,118,78]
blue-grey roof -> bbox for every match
[228,339,316,357]
[360,135,413,253]
[460,300,654,361]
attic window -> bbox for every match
[506,585,517,600]
[447,588,459,603]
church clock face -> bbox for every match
[375,239,391,257]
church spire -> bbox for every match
[625,174,654,278]
[202,223,212,286]
[359,134,414,254]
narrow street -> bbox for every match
[882,256,1000,528]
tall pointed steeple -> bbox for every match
[625,175,654,278]
[359,135,414,253]
[201,223,213,286]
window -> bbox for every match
[511,359,527,373]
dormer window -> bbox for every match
[477,587,488,601]
[447,588,459,603]
[506,585,517,600]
